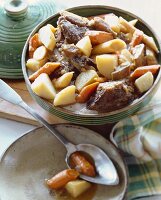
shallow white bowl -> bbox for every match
[0,124,127,200]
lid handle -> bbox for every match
[4,0,28,20]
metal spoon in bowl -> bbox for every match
[0,79,119,186]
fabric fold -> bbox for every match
[110,97,161,199]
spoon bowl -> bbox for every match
[0,79,119,186]
[66,143,119,185]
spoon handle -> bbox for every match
[0,79,72,148]
[20,101,71,146]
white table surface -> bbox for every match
[0,118,36,158]
[1,0,161,199]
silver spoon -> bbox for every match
[0,79,119,186]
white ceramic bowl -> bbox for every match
[0,124,127,200]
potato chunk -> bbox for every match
[75,70,98,91]
[92,39,126,55]
[33,46,47,60]
[135,71,154,93]
[146,47,158,65]
[54,85,76,106]
[96,54,118,79]
[129,19,138,26]
[31,73,56,100]
[143,34,159,53]
[119,19,138,33]
[47,24,57,33]
[53,72,74,89]
[39,25,56,51]
[104,14,120,33]
[119,49,133,64]
[76,36,92,57]
[119,17,136,33]
[26,58,47,71]
[65,180,91,198]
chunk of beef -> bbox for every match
[48,48,77,78]
[87,80,134,112]
[58,17,87,44]
[70,55,96,71]
[62,44,96,71]
[62,44,81,57]
[50,60,76,79]
[60,11,89,27]
[93,17,116,37]
[48,48,63,62]
[131,44,146,67]
[55,27,65,48]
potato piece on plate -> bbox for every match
[146,47,158,65]
[119,17,136,33]
[92,39,126,55]
[135,71,154,93]
[129,19,138,26]
[75,70,98,91]
[33,46,48,60]
[76,36,92,57]
[119,49,133,64]
[39,25,56,51]
[52,72,74,89]
[96,54,118,79]
[104,14,120,33]
[120,19,138,33]
[47,24,57,33]
[65,180,91,198]
[31,73,56,100]
[121,49,133,62]
[26,58,47,71]
[143,34,159,53]
[54,85,76,106]
[119,24,127,33]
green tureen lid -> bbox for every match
[0,0,58,79]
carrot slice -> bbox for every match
[46,169,79,189]
[130,65,160,79]
[29,62,60,81]
[29,33,42,58]
[76,82,99,103]
[71,152,96,177]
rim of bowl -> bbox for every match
[22,5,161,119]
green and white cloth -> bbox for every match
[111,92,161,199]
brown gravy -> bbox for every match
[51,184,97,200]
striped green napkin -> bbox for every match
[110,93,161,199]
